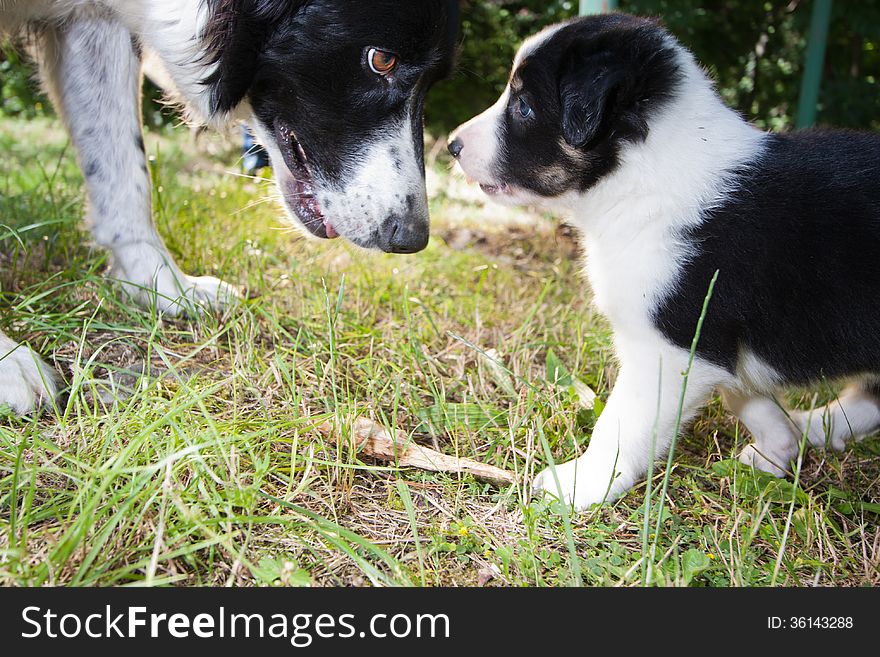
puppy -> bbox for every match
[449,14,880,510]
[0,0,459,414]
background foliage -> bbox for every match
[427,0,880,132]
[0,42,45,119]
[1,1,878,133]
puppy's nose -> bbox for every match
[380,214,429,254]
[447,138,464,159]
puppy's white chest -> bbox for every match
[582,222,683,337]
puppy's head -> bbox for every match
[448,14,681,209]
[203,0,459,253]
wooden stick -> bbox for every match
[317,418,516,488]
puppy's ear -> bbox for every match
[202,0,280,114]
[559,53,621,148]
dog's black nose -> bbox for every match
[447,138,463,159]
[380,215,429,254]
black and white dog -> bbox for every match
[449,14,880,510]
[0,0,459,414]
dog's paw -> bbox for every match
[155,273,242,317]
[738,444,790,477]
[110,244,241,317]
[0,338,58,415]
[533,458,611,511]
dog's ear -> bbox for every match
[202,0,281,114]
[558,51,621,148]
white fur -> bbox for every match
[2,1,236,123]
[734,348,784,393]
[792,385,880,451]
[319,115,427,246]
[515,22,568,69]
[448,90,509,188]
[34,7,238,314]
[0,331,57,415]
[721,388,799,477]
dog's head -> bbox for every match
[203,0,460,253]
[448,14,681,209]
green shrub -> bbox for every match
[1,42,46,118]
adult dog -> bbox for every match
[449,14,880,510]
[0,0,459,414]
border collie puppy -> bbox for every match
[449,14,880,510]
[0,0,459,414]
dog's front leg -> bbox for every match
[37,9,238,316]
[534,343,721,511]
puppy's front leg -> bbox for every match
[534,345,720,510]
[37,10,238,316]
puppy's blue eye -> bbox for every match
[518,97,533,119]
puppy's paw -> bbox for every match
[738,443,791,477]
[533,460,577,507]
[533,458,615,511]
[790,409,847,452]
[0,338,58,415]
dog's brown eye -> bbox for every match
[367,48,398,75]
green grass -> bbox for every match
[1,117,878,587]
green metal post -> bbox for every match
[579,0,618,15]
[796,0,833,128]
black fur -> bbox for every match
[202,0,300,114]
[202,0,459,185]
[495,14,681,197]
[655,130,880,384]
[252,1,456,184]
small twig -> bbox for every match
[317,418,517,488]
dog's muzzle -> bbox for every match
[378,213,430,254]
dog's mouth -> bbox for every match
[274,120,338,240]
